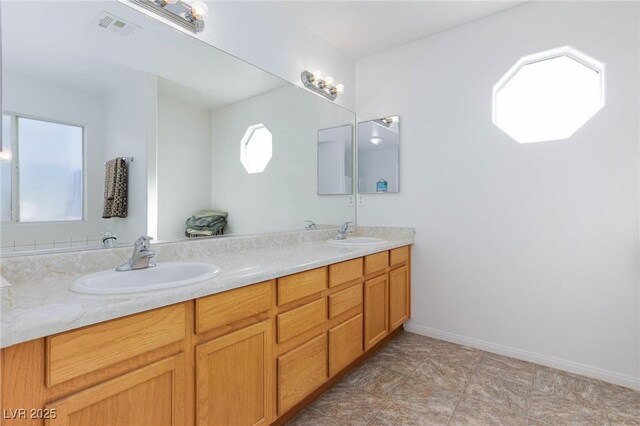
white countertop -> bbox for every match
[0,233,412,348]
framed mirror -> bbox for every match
[317,125,353,195]
[357,116,400,194]
[0,1,356,255]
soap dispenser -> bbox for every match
[376,178,388,193]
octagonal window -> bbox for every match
[493,47,604,143]
[240,123,272,174]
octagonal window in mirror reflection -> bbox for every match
[493,47,604,143]
[241,123,272,174]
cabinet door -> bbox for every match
[389,266,410,330]
[329,314,363,377]
[364,274,389,350]
[196,321,272,426]
[46,354,186,426]
[277,333,327,415]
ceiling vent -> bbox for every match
[96,12,139,36]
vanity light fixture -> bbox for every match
[301,69,344,101]
[128,0,209,33]
[374,115,399,128]
[369,138,383,145]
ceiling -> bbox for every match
[275,1,526,58]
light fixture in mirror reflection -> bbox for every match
[301,70,345,101]
[0,0,356,255]
[317,125,353,195]
[357,116,400,194]
[128,0,208,32]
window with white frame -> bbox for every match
[1,114,84,222]
[493,47,604,143]
[240,123,272,174]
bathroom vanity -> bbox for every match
[0,229,412,426]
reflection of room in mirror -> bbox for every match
[0,0,356,255]
[317,124,353,195]
[357,117,400,194]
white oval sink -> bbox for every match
[70,262,220,295]
[327,237,387,247]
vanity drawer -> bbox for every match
[277,298,326,343]
[196,281,272,334]
[277,267,327,306]
[390,246,409,267]
[329,313,363,377]
[46,304,186,386]
[277,333,327,415]
[329,258,363,288]
[328,283,362,319]
[365,251,389,275]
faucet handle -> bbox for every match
[304,220,316,230]
[340,221,353,232]
[133,235,154,251]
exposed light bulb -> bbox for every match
[370,138,383,145]
[325,76,334,86]
[335,84,345,94]
[389,116,399,123]
[312,70,323,80]
[191,0,209,19]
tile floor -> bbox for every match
[287,331,640,426]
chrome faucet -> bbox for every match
[304,220,317,230]
[334,222,353,240]
[101,231,117,248]
[116,236,156,271]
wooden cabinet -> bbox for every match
[277,334,327,415]
[196,321,272,426]
[46,354,186,426]
[329,314,363,377]
[389,266,410,331]
[46,304,186,387]
[1,245,411,426]
[364,274,389,350]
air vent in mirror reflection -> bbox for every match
[96,12,139,36]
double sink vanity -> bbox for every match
[0,227,413,425]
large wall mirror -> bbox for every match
[357,116,400,194]
[0,1,356,255]
[317,125,353,195]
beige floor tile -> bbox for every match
[427,345,483,370]
[412,357,472,391]
[532,366,603,407]
[474,353,536,385]
[310,383,385,426]
[600,382,640,425]
[342,362,405,396]
[286,408,339,426]
[464,372,530,415]
[365,345,426,376]
[450,396,528,426]
[384,375,461,420]
[528,394,608,425]
[368,400,449,426]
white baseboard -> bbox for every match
[404,322,640,391]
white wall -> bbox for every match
[1,73,107,249]
[210,86,355,235]
[156,96,212,240]
[104,72,157,242]
[356,1,639,388]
